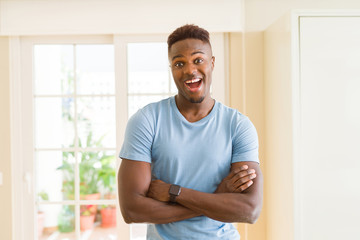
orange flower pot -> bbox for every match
[101,208,116,228]
[80,214,95,231]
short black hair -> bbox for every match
[167,24,211,51]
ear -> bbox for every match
[211,56,215,70]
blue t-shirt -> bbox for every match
[120,96,259,240]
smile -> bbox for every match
[185,78,201,84]
[184,78,203,92]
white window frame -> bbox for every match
[10,33,228,240]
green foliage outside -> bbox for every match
[57,131,116,199]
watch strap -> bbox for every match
[169,194,177,203]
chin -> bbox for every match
[189,96,205,103]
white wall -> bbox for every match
[264,13,294,240]
[0,36,12,240]
[0,0,244,35]
[245,0,360,31]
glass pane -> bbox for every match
[78,151,116,198]
[34,45,74,95]
[77,97,116,148]
[76,45,115,95]
[37,204,75,240]
[128,95,169,118]
[131,224,147,240]
[35,97,75,148]
[36,151,75,201]
[128,71,169,94]
[80,205,117,239]
[128,43,170,94]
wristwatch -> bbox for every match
[169,184,181,203]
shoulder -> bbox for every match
[215,102,257,143]
[216,102,251,127]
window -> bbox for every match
[34,43,117,240]
[12,33,227,240]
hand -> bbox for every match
[147,179,171,202]
[215,165,256,193]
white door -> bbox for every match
[299,17,360,240]
[18,36,127,240]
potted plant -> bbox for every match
[80,205,96,231]
[58,132,102,201]
[58,131,113,229]
[79,150,101,202]
[100,205,116,228]
[58,94,110,229]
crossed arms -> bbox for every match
[118,159,263,224]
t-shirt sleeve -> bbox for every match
[119,109,153,163]
[231,116,260,164]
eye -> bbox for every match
[174,62,184,68]
[194,58,204,64]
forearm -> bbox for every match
[146,163,263,223]
[118,159,201,224]
[120,193,200,224]
[176,188,261,223]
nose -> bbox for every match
[183,62,197,75]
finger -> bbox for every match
[240,165,248,171]
[239,180,254,192]
[234,180,253,193]
[228,165,248,179]
[224,167,242,180]
[230,169,256,184]
[233,173,256,186]
[226,167,255,182]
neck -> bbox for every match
[174,95,215,123]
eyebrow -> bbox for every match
[171,51,205,61]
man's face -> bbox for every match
[168,39,215,104]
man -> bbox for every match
[118,24,263,239]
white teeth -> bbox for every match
[185,78,201,84]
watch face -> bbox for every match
[169,184,181,196]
